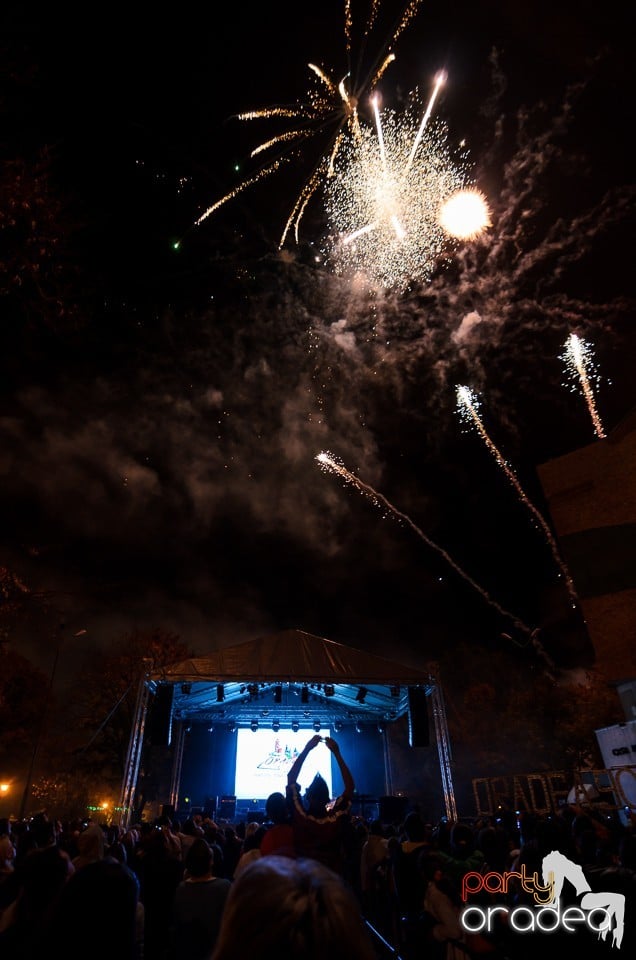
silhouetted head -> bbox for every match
[403,811,427,842]
[266,792,290,824]
[305,774,330,812]
[185,837,214,878]
[48,857,139,960]
[450,822,475,858]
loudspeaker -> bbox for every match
[149,684,174,746]
[217,796,236,820]
[379,795,408,824]
[407,686,430,747]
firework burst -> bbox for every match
[195,0,425,246]
[320,82,488,290]
[438,188,491,239]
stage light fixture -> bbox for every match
[390,685,400,698]
[355,687,368,704]
[181,683,192,695]
[301,685,309,704]
[355,721,362,733]
[292,720,300,732]
[273,684,283,704]
[216,684,224,702]
[377,721,385,734]
[324,684,335,697]
[272,720,280,732]
[334,720,343,733]
[229,722,236,733]
[313,720,321,732]
[250,719,258,732]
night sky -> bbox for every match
[1,1,634,686]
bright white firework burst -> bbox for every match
[439,188,491,239]
[321,82,490,291]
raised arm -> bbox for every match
[324,737,355,800]
[287,734,322,786]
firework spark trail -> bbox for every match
[405,70,446,173]
[316,451,535,639]
[561,333,606,439]
[455,386,580,606]
[373,96,388,170]
[194,160,285,226]
[196,0,425,246]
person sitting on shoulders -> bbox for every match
[260,791,295,859]
[286,734,354,876]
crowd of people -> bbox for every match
[0,735,635,960]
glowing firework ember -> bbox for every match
[320,84,484,290]
[439,189,491,239]
[455,386,579,606]
[560,333,606,439]
[316,451,535,638]
[195,0,425,247]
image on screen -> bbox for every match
[234,728,332,799]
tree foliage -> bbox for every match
[443,641,623,779]
[38,627,193,817]
[0,565,49,642]
[0,151,86,332]
[0,645,49,782]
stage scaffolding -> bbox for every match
[118,668,152,826]
[118,660,456,827]
[431,680,457,822]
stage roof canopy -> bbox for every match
[150,629,437,730]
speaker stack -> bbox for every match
[148,684,175,746]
